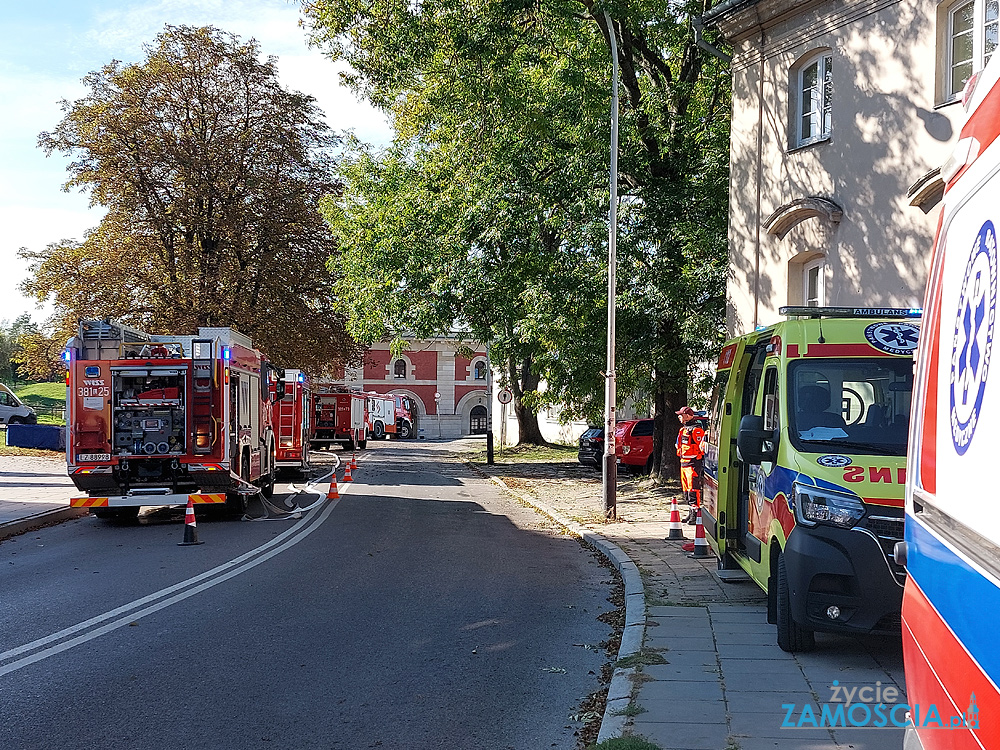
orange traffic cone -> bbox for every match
[667,497,685,540]
[326,479,340,500]
[178,497,204,546]
[688,505,710,558]
[343,461,353,482]
[351,452,358,470]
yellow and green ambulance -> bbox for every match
[703,306,920,651]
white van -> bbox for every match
[0,383,37,425]
[901,54,1000,750]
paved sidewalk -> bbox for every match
[0,455,86,539]
[485,468,907,750]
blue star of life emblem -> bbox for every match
[950,220,997,455]
[865,322,920,355]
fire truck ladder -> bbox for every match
[277,387,297,445]
[191,339,216,455]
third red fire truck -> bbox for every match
[312,388,368,450]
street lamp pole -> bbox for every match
[603,11,619,521]
[486,349,495,463]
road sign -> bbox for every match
[498,388,513,405]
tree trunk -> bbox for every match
[507,353,545,445]
[653,319,689,483]
[657,380,687,483]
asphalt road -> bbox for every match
[0,440,613,750]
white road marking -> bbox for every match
[0,474,353,677]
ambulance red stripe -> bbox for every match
[902,579,998,748]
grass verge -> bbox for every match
[586,738,663,750]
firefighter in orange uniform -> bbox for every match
[676,406,706,524]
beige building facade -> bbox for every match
[706,0,986,335]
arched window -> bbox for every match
[393,359,407,379]
[470,405,488,434]
[474,361,487,380]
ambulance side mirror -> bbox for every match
[737,414,777,464]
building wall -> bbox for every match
[720,0,964,335]
[330,338,651,444]
[327,338,489,438]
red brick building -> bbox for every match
[326,337,490,439]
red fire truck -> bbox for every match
[366,393,396,439]
[312,388,368,450]
[64,320,284,519]
[274,369,311,473]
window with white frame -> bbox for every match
[473,360,487,380]
[804,259,826,307]
[393,359,407,378]
[795,52,833,147]
[947,0,998,98]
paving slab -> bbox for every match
[718,657,802,675]
[728,711,840,739]
[723,670,811,693]
[638,679,726,702]
[724,690,822,714]
[645,663,721,681]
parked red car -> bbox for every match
[615,414,709,474]
[615,419,655,473]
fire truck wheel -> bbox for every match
[226,455,251,516]
[261,470,275,498]
[373,421,385,439]
[776,551,815,653]
[399,422,411,439]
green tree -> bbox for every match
[326,136,610,444]
[24,25,359,372]
[301,0,730,466]
[0,314,36,383]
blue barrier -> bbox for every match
[6,424,65,451]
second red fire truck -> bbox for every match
[273,369,311,474]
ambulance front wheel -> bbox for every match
[776,552,815,653]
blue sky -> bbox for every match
[0,0,392,326]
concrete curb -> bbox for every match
[0,507,88,542]
[478,470,646,744]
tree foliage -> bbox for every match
[0,315,36,383]
[25,25,360,372]
[302,0,730,462]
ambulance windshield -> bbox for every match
[788,358,913,456]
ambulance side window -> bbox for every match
[705,370,730,476]
[707,371,729,447]
[760,367,779,463]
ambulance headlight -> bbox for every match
[793,483,866,528]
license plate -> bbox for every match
[78,453,111,462]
